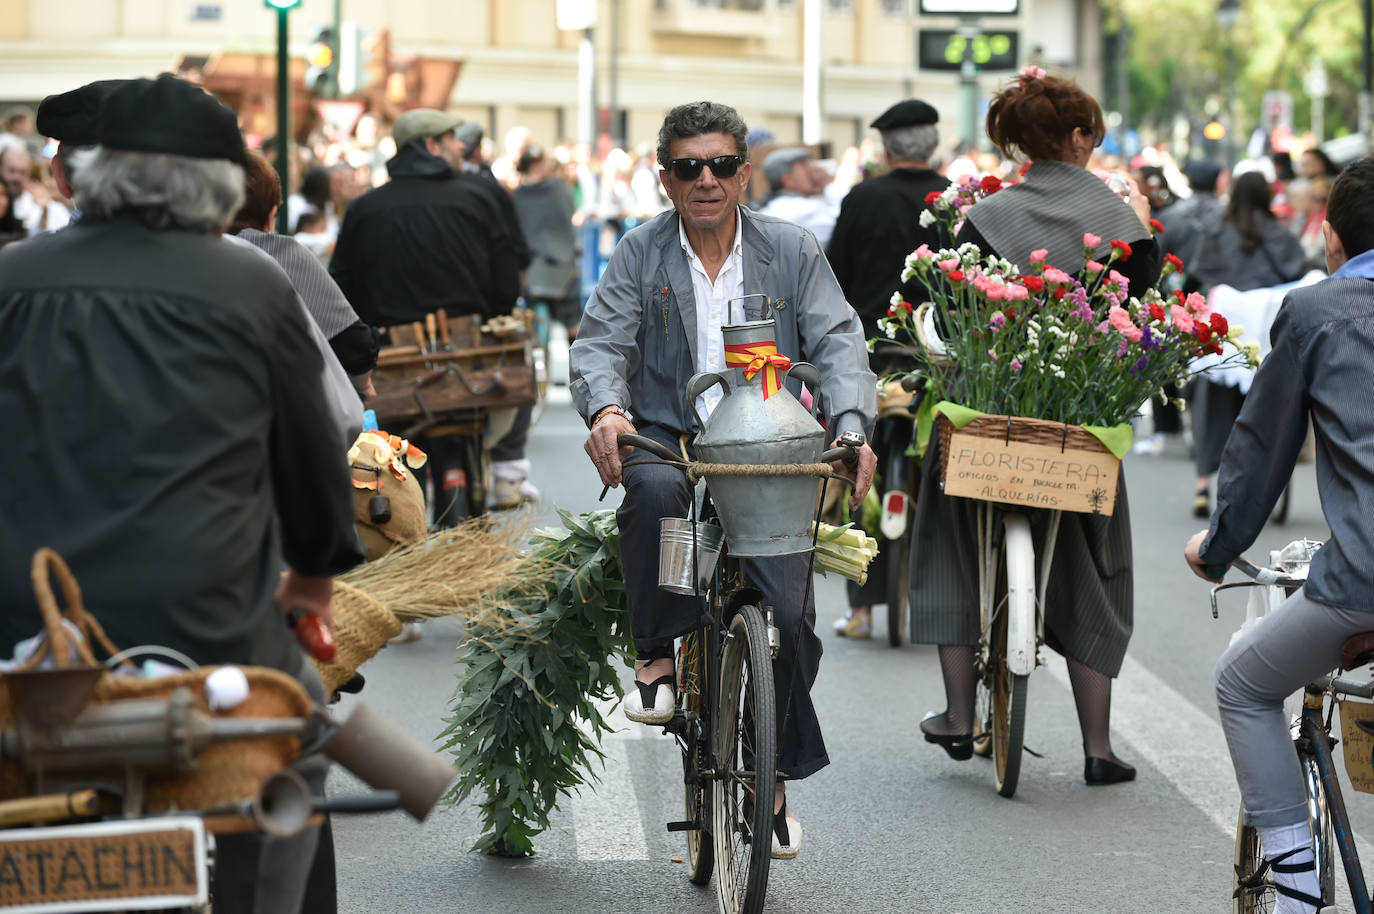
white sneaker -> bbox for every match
[771,804,802,860]
[518,479,540,502]
[624,675,675,724]
[390,621,423,644]
[491,477,524,510]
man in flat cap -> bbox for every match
[824,98,948,639]
[331,108,523,525]
[0,74,362,914]
[757,145,839,246]
[35,78,127,203]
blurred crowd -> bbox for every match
[1,96,1347,339]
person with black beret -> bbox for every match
[824,98,949,639]
[35,78,128,201]
[0,74,363,914]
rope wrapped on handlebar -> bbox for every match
[685,461,836,484]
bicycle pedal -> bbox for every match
[666,820,699,832]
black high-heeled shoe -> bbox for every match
[920,712,973,761]
[1084,756,1136,785]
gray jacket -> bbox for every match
[570,207,876,439]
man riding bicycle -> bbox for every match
[570,101,877,860]
[1185,155,1374,914]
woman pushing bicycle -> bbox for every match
[911,69,1160,786]
[569,100,876,861]
[1184,157,1374,914]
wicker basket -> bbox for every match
[934,412,1121,515]
[0,550,312,811]
[312,581,403,696]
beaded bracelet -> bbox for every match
[591,406,631,429]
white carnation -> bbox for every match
[919,209,936,228]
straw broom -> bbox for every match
[339,517,556,624]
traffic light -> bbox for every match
[305,24,339,97]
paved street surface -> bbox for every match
[330,386,1374,913]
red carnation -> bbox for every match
[1052,286,1068,301]
[1022,275,1045,293]
[1110,239,1133,261]
[1149,218,1164,235]
[948,269,966,282]
[1195,323,1213,344]
[924,191,942,205]
[1165,253,1185,273]
[1149,303,1166,322]
[1006,308,1018,321]
[901,300,914,314]
[1173,289,1187,306]
[1211,341,1224,356]
[887,305,896,317]
[1210,313,1229,336]
[980,175,1003,195]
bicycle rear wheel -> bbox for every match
[884,442,913,648]
[712,604,776,914]
[678,630,713,886]
[1232,756,1336,913]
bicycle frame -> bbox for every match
[1301,683,1372,914]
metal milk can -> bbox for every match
[686,318,826,557]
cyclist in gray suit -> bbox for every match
[570,101,876,860]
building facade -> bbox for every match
[0,0,1104,154]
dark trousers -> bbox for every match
[418,434,478,527]
[618,424,829,780]
[490,405,532,463]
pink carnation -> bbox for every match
[1085,260,1105,274]
[937,258,960,271]
[1108,306,1143,343]
[1083,232,1102,250]
[987,349,999,361]
[1029,249,1048,264]
[1107,270,1130,293]
[1169,304,1194,333]
[1002,283,1030,301]
[912,244,933,261]
[1186,291,1212,322]
[1042,267,1073,284]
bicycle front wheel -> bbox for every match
[884,442,913,648]
[1232,756,1336,913]
[711,604,776,914]
[679,630,713,886]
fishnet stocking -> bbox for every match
[921,644,977,736]
[1067,656,1125,762]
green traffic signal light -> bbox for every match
[263,0,302,9]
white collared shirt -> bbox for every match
[680,209,745,420]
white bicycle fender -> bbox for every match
[1003,514,1038,677]
[880,489,909,540]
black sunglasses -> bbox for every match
[666,155,744,181]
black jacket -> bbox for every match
[826,167,949,341]
[0,218,362,665]
[330,144,522,326]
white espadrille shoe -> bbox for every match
[624,675,675,724]
[770,802,802,860]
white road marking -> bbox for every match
[569,697,653,861]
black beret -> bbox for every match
[870,99,940,131]
[98,75,247,167]
[36,79,129,146]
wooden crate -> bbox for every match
[935,413,1121,516]
[369,315,536,436]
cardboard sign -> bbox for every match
[942,431,1120,515]
[1340,698,1374,794]
[0,818,207,910]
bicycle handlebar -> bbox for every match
[1208,555,1306,589]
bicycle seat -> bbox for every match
[1340,632,1374,670]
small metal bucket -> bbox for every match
[658,518,725,595]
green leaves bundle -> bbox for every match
[438,509,634,856]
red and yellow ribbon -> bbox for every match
[725,340,791,400]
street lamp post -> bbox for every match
[1216,0,1240,168]
[265,0,302,234]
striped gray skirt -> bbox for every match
[908,433,1135,678]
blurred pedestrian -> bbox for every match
[1187,171,1307,518]
[757,146,838,246]
[330,109,522,527]
[229,149,378,400]
[825,98,948,638]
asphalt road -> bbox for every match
[328,388,1374,914]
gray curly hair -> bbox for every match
[69,147,246,234]
[656,102,749,169]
